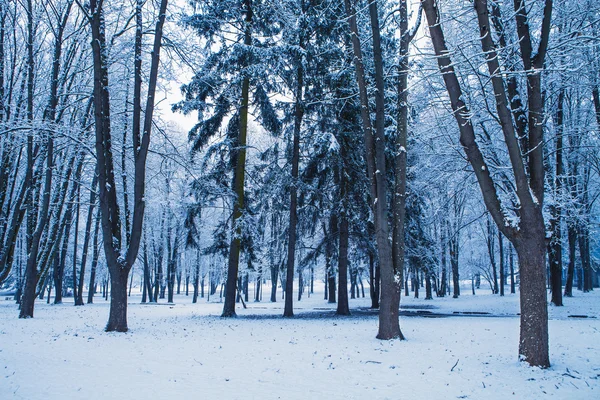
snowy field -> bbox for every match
[1,288,599,400]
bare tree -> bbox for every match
[87,0,168,331]
[422,0,552,367]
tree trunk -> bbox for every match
[343,0,402,340]
[270,262,278,302]
[336,213,350,315]
[87,213,100,304]
[368,252,377,307]
[510,245,515,294]
[450,236,459,298]
[487,218,498,294]
[284,37,305,317]
[324,222,336,304]
[499,230,504,296]
[76,172,98,306]
[72,184,81,302]
[549,88,564,305]
[425,269,433,300]
[222,0,252,318]
[564,221,576,296]
[439,220,447,297]
[515,223,549,367]
[106,267,129,332]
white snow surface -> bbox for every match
[1,288,599,399]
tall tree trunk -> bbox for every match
[343,0,403,340]
[368,252,378,307]
[439,219,447,297]
[143,234,154,302]
[72,184,80,302]
[87,213,100,304]
[510,244,515,294]
[76,172,98,306]
[450,233,460,298]
[337,212,350,315]
[425,268,433,300]
[193,251,200,303]
[549,88,564,305]
[499,230,504,296]
[487,218,499,294]
[323,221,336,304]
[222,0,252,317]
[19,0,69,318]
[270,261,278,302]
[283,42,304,317]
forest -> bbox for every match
[0,0,599,397]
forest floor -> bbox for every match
[1,286,598,399]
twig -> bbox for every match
[451,359,460,372]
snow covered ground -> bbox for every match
[1,287,598,399]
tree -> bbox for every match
[422,0,552,367]
[88,0,168,331]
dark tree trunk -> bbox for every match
[270,262,278,302]
[76,172,98,306]
[514,221,549,368]
[255,274,261,302]
[324,222,336,304]
[487,218,499,294]
[499,230,505,296]
[87,213,100,304]
[53,252,63,304]
[193,250,200,303]
[563,222,575,296]
[549,88,564,305]
[143,236,154,302]
[439,220,447,297]
[510,245,516,294]
[579,224,592,292]
[450,236,459,298]
[368,252,378,307]
[425,269,433,300]
[72,184,81,302]
[128,268,134,297]
[106,267,129,332]
[284,33,305,317]
[297,270,303,301]
[19,0,70,318]
[350,268,356,300]
[343,0,402,340]
[222,0,252,318]
[336,213,350,315]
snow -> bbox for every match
[1,288,598,399]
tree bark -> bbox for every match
[76,172,98,306]
[336,211,350,315]
[87,213,100,304]
[222,0,252,318]
[549,88,564,305]
[284,37,305,317]
[499,230,504,297]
